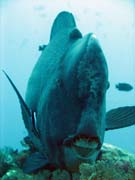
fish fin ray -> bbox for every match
[106,106,135,130]
[23,152,49,173]
[31,111,40,138]
[2,70,32,129]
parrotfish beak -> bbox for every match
[63,134,101,158]
[63,134,101,172]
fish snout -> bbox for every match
[63,135,101,172]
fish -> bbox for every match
[3,11,135,174]
[115,83,133,91]
[38,44,46,51]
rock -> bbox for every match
[0,144,135,180]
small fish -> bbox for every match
[38,44,46,51]
[3,11,135,174]
[115,83,133,91]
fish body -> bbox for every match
[24,11,109,172]
[115,83,133,91]
[26,33,108,171]
[3,11,135,174]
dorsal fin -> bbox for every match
[106,106,135,130]
[50,11,76,40]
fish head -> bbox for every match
[61,33,109,171]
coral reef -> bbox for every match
[0,147,17,177]
[0,144,135,180]
[80,144,135,180]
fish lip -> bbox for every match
[64,134,101,158]
[63,134,101,158]
[72,145,96,158]
[63,134,100,146]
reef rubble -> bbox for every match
[0,143,135,180]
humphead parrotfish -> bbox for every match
[3,11,135,174]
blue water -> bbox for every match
[0,0,135,154]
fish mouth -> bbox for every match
[64,135,100,158]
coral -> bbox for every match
[80,161,134,180]
[0,147,17,177]
[32,170,51,180]
[14,150,31,168]
[80,144,135,180]
[51,169,71,180]
[0,144,135,180]
[1,169,32,180]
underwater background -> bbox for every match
[0,0,135,154]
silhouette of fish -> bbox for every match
[3,11,135,174]
[38,44,46,51]
[115,83,133,91]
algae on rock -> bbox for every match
[0,144,135,180]
[80,144,135,180]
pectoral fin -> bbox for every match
[106,106,135,130]
[3,70,31,122]
[23,152,49,173]
[2,70,39,137]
